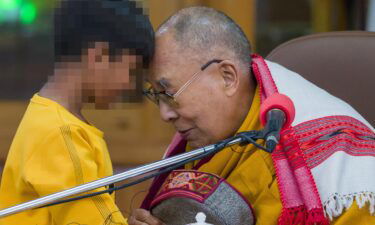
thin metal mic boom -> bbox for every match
[0,136,245,218]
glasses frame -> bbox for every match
[143,59,223,107]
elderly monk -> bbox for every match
[128,7,375,225]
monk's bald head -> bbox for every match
[156,7,252,75]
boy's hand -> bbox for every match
[128,208,166,225]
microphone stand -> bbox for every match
[0,130,266,218]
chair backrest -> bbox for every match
[266,31,375,126]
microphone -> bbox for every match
[259,93,295,152]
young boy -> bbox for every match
[0,0,154,224]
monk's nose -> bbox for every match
[159,101,178,122]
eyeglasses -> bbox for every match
[143,59,223,107]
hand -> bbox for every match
[128,208,166,225]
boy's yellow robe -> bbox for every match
[0,94,127,225]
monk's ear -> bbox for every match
[219,60,240,97]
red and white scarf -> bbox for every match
[253,55,375,224]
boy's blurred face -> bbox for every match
[82,43,143,108]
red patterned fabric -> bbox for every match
[150,170,222,208]
[291,115,375,169]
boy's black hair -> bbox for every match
[54,0,154,65]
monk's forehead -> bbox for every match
[147,56,176,89]
[150,52,192,84]
[149,33,203,86]
[148,63,177,89]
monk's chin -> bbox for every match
[187,139,212,150]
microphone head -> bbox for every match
[260,93,295,129]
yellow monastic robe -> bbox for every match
[0,94,127,225]
[186,87,375,224]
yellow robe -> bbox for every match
[186,87,375,224]
[0,94,127,225]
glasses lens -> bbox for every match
[143,89,158,104]
[159,94,178,107]
[143,88,178,107]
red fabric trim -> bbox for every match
[281,127,325,209]
[251,54,279,100]
[293,116,375,168]
[271,144,304,209]
[278,205,306,225]
[278,206,329,225]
